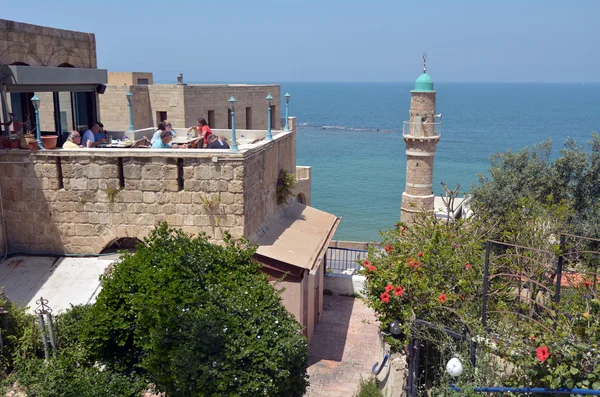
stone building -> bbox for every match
[0,19,336,339]
[99,72,280,132]
[400,59,442,224]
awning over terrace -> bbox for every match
[0,65,108,93]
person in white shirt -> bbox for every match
[81,123,105,148]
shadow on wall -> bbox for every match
[307,295,355,364]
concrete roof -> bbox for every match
[254,203,341,271]
[0,255,114,314]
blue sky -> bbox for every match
[3,0,599,82]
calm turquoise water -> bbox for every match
[279,82,600,242]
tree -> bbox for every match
[83,223,308,397]
[471,134,600,239]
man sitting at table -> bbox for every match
[207,134,230,149]
[81,122,106,148]
[152,130,187,149]
[63,130,82,148]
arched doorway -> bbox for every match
[297,193,306,205]
[101,237,144,254]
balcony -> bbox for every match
[402,121,442,139]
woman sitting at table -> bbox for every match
[150,121,177,145]
[151,130,187,149]
[63,130,83,148]
[188,118,212,148]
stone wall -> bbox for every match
[107,72,153,86]
[0,19,96,68]
[0,131,298,255]
[183,85,280,130]
[98,84,279,132]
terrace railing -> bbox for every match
[402,121,442,138]
[325,247,367,273]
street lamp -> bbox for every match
[228,95,238,151]
[31,94,44,149]
[446,357,463,377]
[266,93,273,141]
[126,90,134,132]
[284,92,291,132]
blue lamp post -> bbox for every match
[284,92,291,132]
[126,90,134,132]
[266,93,273,141]
[31,94,44,149]
[228,95,238,151]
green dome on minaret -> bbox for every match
[411,53,435,92]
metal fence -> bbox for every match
[325,247,367,273]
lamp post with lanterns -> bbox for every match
[266,93,273,141]
[228,95,238,151]
[126,90,134,132]
[30,94,44,149]
[283,92,291,131]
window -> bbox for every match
[227,109,232,129]
[157,111,167,126]
[137,78,149,85]
[208,110,215,128]
[245,107,252,129]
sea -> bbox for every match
[278,82,600,242]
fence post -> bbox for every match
[481,241,491,328]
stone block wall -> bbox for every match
[183,85,280,130]
[0,131,298,254]
[0,19,96,68]
[99,84,279,132]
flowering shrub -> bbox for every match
[360,215,486,346]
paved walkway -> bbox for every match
[305,295,381,397]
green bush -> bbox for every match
[353,377,382,397]
[83,223,309,396]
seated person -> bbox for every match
[94,122,108,141]
[188,118,212,148]
[207,134,230,149]
[63,130,82,148]
[81,123,106,148]
[150,122,176,145]
[151,130,188,149]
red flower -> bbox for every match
[367,265,376,272]
[394,222,400,229]
[465,263,471,270]
[380,292,390,303]
[385,284,394,293]
[385,245,393,253]
[363,259,371,267]
[401,227,406,232]
[394,285,405,297]
[417,252,423,257]
[536,346,549,363]
[584,281,592,288]
[438,294,447,304]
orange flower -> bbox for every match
[367,265,376,272]
[363,259,371,267]
[438,294,447,304]
[394,285,405,297]
[385,284,394,293]
[380,292,390,303]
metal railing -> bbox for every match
[402,121,441,138]
[325,247,367,273]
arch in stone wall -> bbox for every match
[95,226,154,254]
[10,62,30,66]
[296,192,307,205]
[1,44,89,68]
[57,63,75,68]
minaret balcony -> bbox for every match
[402,121,441,139]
